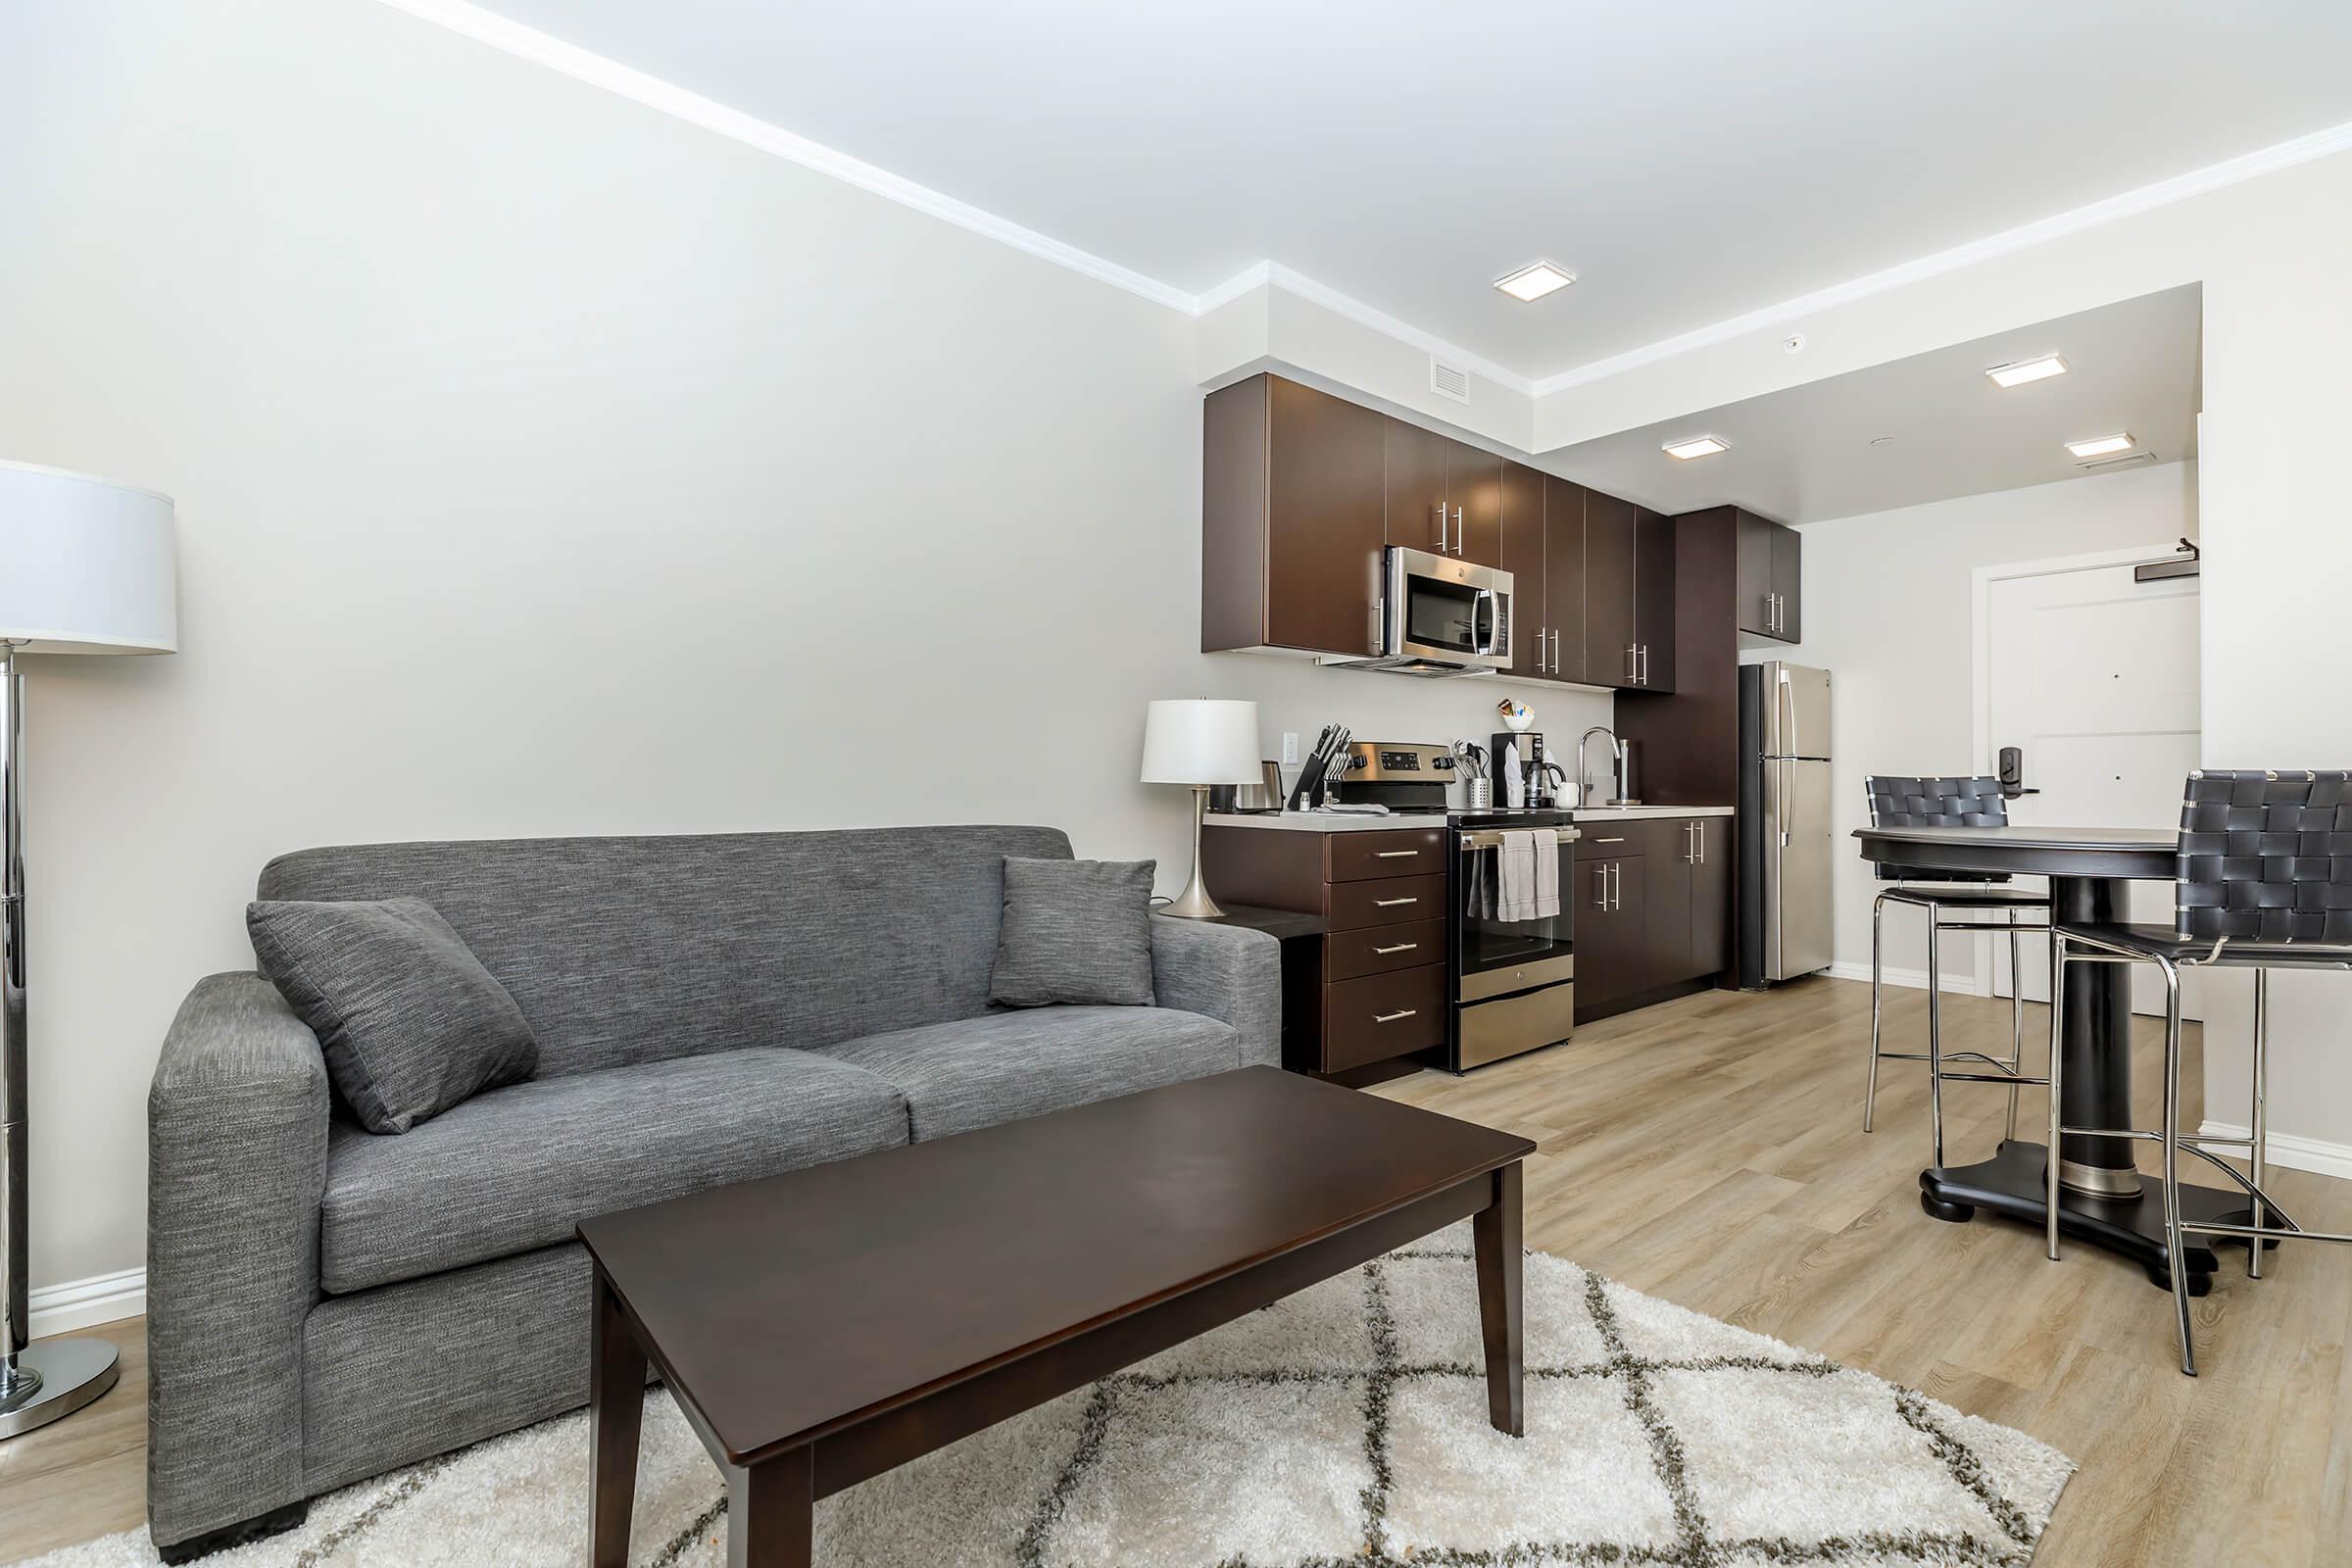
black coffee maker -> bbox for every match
[1489,731,1563,808]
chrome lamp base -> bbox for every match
[0,1337,120,1441]
[1160,784,1227,920]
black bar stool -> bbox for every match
[1863,776,2052,1163]
[2048,769,2352,1377]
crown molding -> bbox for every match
[1530,118,2352,396]
[371,0,1200,314]
[372,2,2351,409]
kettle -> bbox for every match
[1231,760,1284,813]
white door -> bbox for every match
[1983,553,2201,1017]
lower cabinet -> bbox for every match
[1199,825,1450,1077]
[1577,815,1732,1021]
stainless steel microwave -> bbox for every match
[1344,547,1514,676]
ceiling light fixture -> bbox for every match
[2065,433,2135,459]
[1662,435,1729,461]
[1494,262,1576,303]
[1986,355,2068,388]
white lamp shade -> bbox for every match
[1140,699,1260,786]
[0,461,178,654]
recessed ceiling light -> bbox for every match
[2065,433,2135,459]
[1986,355,2068,389]
[1494,262,1576,303]
[1663,435,1730,461]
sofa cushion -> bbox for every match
[247,896,539,1134]
[257,826,1075,1079]
[811,1006,1242,1142]
[320,1048,907,1294]
[989,857,1158,1008]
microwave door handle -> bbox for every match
[1475,587,1497,657]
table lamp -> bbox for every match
[0,462,178,1441]
[1141,699,1259,919]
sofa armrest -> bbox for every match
[1150,915,1281,1068]
[146,972,331,1552]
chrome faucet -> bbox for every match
[1579,725,1632,807]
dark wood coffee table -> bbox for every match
[577,1064,1535,1567]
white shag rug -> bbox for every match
[40,1227,2072,1567]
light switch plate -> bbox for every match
[1281,732,1298,765]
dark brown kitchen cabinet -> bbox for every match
[1498,462,1547,680]
[1636,507,1677,690]
[1573,844,1645,1012]
[1198,824,1449,1080]
[1201,374,1386,658]
[1736,510,1803,642]
[1689,817,1731,977]
[1584,490,1638,687]
[1385,424,1502,567]
[1446,440,1503,566]
[1540,475,1588,683]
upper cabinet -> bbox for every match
[1383,422,1502,566]
[1735,510,1803,642]
[1202,374,1386,658]
[1199,373,1672,689]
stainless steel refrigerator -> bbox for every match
[1738,662,1835,986]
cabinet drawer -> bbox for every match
[1324,963,1446,1072]
[1629,817,1698,860]
[1327,828,1447,882]
[1327,917,1445,982]
[1326,873,1446,931]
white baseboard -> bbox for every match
[1822,960,1982,996]
[2196,1121,2352,1182]
[28,1267,146,1338]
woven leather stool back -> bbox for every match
[1865,775,2013,883]
[2176,770,2352,944]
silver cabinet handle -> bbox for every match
[1372,942,1419,955]
[1453,505,1465,553]
[1373,896,1418,906]
[1592,835,1626,844]
[1373,1007,1419,1023]
[1536,622,1547,673]
[1625,643,1638,682]
[1551,628,1561,674]
[1639,644,1650,685]
[1595,866,1608,908]
[1696,822,1706,864]
[1373,849,1419,858]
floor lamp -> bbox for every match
[0,462,178,1441]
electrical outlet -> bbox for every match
[1281,732,1298,765]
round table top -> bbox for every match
[1851,823,2179,880]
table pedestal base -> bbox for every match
[1920,1141,2280,1296]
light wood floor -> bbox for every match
[3,976,2345,1565]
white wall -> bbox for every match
[1790,462,2200,986]
[0,0,1609,1297]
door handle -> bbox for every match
[1595,867,1608,909]
[1372,896,1418,907]
[1610,862,1622,910]
[1639,644,1649,685]
[1551,628,1561,674]
[1536,622,1546,672]
[1592,836,1626,844]
[1434,503,1447,552]
[1453,505,1465,553]
[1373,850,1418,858]
[1696,822,1706,864]
[1371,942,1419,955]
[1625,643,1638,682]
[1373,1007,1419,1024]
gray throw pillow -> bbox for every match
[989,857,1158,1008]
[247,895,539,1134]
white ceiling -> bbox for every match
[1542,284,2202,523]
[456,0,2352,380]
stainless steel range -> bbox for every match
[1333,741,1581,1072]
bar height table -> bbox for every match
[1851,823,2263,1295]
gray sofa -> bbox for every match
[145,825,1276,1558]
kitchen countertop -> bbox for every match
[1206,804,1734,832]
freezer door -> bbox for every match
[1766,757,1837,979]
[1766,662,1833,760]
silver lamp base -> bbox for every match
[1159,784,1227,920]
[0,1338,120,1441]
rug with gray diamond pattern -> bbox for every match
[38,1226,2072,1567]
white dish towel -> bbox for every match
[1531,828,1561,920]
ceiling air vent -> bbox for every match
[1429,357,1471,405]
[2076,449,2158,472]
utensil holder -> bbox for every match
[1464,779,1493,810]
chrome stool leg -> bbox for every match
[2157,956,2196,1377]
[2004,912,2024,1141]
[2045,929,2066,1262]
[1927,899,1945,1168]
[1865,891,1889,1133]
[2250,968,2270,1281]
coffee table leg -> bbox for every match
[589,1268,647,1568]
[727,1447,812,1568]
[1473,1159,1524,1438]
